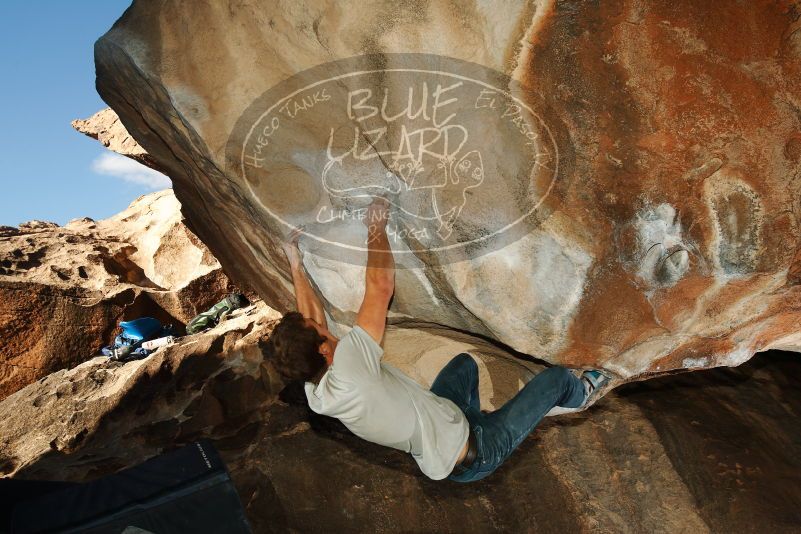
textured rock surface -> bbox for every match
[2,303,799,533]
[0,303,281,477]
[0,190,241,399]
[92,1,801,385]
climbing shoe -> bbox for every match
[581,369,612,407]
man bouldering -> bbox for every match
[269,198,611,482]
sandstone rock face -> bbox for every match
[0,190,241,399]
[93,1,801,384]
[72,108,160,171]
[2,303,799,532]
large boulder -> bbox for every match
[0,190,244,399]
[92,1,801,385]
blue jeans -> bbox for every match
[431,353,586,483]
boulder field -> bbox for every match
[0,190,244,399]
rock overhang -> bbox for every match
[90,0,801,385]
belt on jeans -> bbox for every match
[457,428,478,469]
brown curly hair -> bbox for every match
[268,312,327,381]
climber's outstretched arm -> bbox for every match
[356,198,395,344]
[282,228,328,329]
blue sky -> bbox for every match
[0,1,170,227]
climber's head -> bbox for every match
[269,311,336,382]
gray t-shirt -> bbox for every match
[305,326,469,480]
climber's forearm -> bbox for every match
[356,217,394,344]
[289,259,328,329]
[365,224,395,292]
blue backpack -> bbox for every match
[101,317,172,361]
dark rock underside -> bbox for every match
[16,350,801,533]
[235,351,801,533]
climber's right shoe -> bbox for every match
[580,369,612,407]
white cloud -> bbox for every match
[91,152,171,189]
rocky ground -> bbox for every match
[0,299,798,533]
[246,350,801,534]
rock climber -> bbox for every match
[268,197,611,482]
